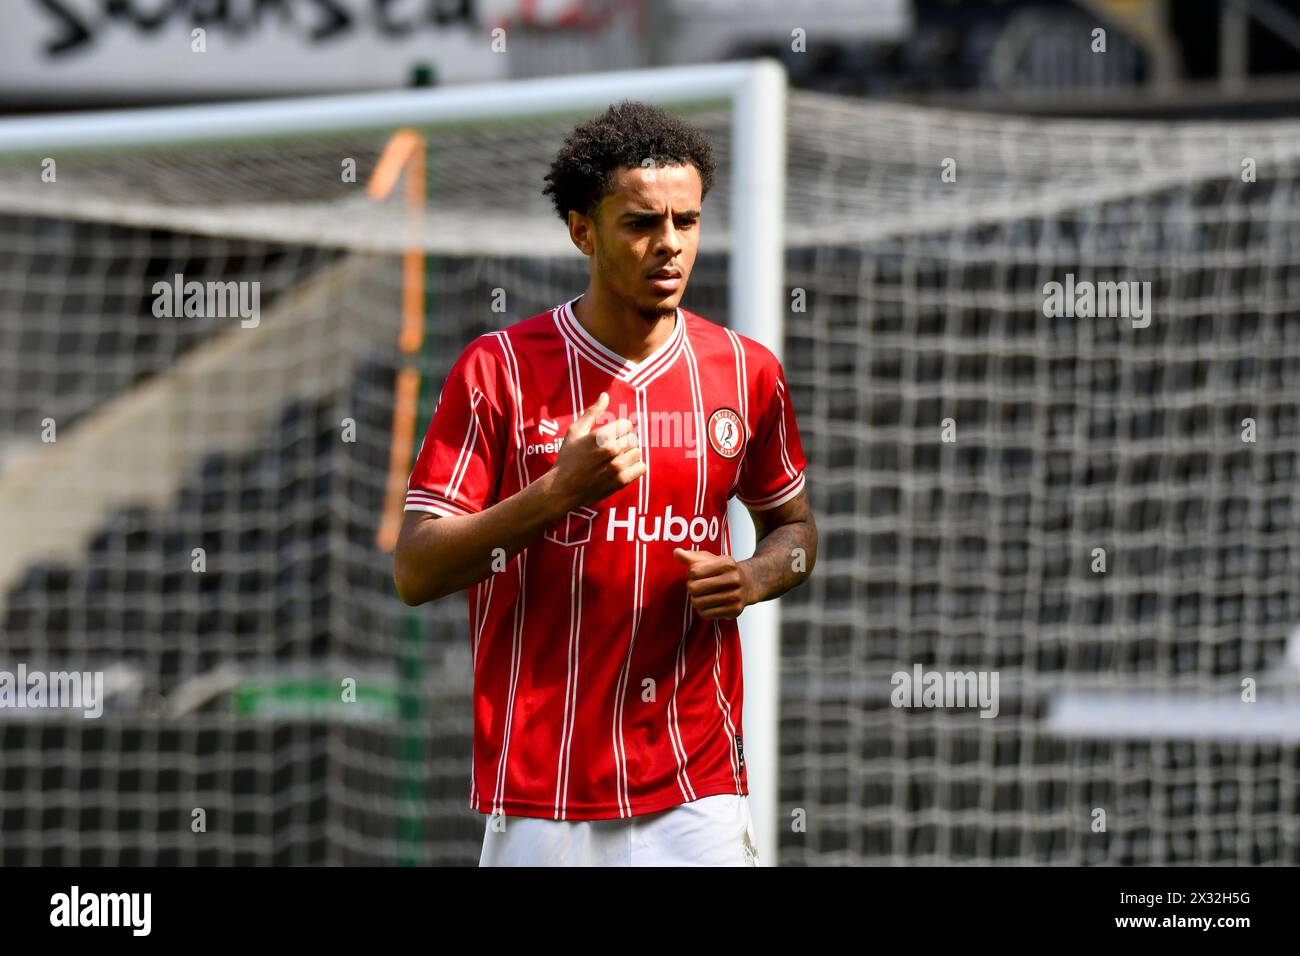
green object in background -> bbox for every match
[230,676,398,722]
[410,63,437,88]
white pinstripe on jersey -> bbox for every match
[711,620,744,793]
[444,389,487,503]
[773,378,798,481]
[486,329,532,816]
[723,327,750,496]
[468,569,497,812]
[681,334,708,516]
[668,590,699,803]
[554,544,584,819]
[553,336,588,819]
[662,328,707,802]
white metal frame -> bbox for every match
[0,59,789,864]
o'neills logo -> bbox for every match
[606,506,721,544]
[707,407,744,459]
[526,436,564,456]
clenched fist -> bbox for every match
[673,548,756,620]
[549,392,646,512]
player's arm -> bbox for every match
[393,392,643,605]
[741,488,817,602]
[673,489,817,620]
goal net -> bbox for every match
[2,71,1299,865]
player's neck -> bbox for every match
[571,286,676,365]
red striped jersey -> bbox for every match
[405,296,807,820]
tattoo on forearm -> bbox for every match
[746,520,815,603]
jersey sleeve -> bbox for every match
[405,343,508,518]
[734,351,807,511]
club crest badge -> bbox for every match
[707,407,744,459]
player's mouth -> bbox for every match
[647,268,682,293]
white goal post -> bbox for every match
[0,61,789,865]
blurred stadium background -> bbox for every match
[1,0,1299,866]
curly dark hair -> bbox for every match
[542,101,716,222]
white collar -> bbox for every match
[554,296,686,388]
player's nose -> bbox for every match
[653,220,683,257]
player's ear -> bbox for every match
[567,208,596,257]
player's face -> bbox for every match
[580,163,702,320]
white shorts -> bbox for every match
[479,794,759,867]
